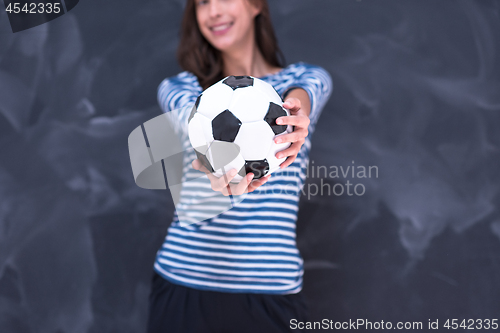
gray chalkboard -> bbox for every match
[0,0,499,332]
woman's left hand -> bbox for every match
[274,97,310,169]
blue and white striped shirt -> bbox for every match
[154,62,332,294]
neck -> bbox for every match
[221,40,279,78]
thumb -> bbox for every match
[283,98,300,111]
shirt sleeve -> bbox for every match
[157,72,200,112]
[157,72,200,136]
[282,63,333,132]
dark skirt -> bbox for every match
[146,271,310,333]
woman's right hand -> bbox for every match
[192,159,271,196]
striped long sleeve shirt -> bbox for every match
[154,62,332,294]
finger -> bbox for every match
[280,155,297,169]
[192,159,227,187]
[228,172,255,196]
[247,174,271,193]
[220,185,231,197]
[283,98,301,111]
[212,168,239,192]
[274,130,307,144]
[276,115,310,127]
[275,142,301,159]
[192,159,217,178]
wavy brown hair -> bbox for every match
[177,0,285,90]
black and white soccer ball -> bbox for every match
[188,75,292,183]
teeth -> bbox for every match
[212,23,231,31]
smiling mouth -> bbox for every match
[210,22,234,32]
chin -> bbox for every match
[210,41,236,53]
[203,32,240,53]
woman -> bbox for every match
[148,0,332,332]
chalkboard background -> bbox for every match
[1,0,499,332]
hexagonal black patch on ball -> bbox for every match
[239,159,269,180]
[264,102,287,135]
[195,150,214,173]
[212,110,242,142]
[188,95,202,123]
[223,76,254,90]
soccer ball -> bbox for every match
[188,75,292,183]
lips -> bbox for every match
[210,22,233,35]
